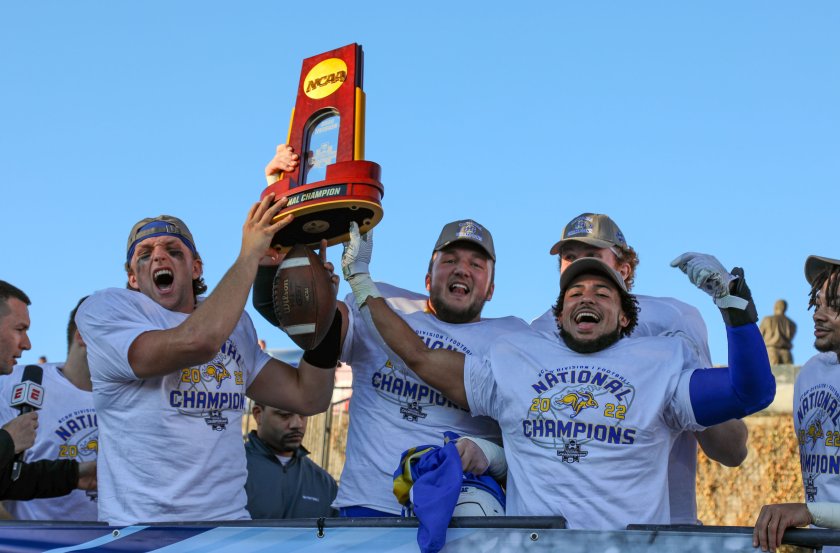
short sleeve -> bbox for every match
[239,310,272,387]
[464,355,500,420]
[76,289,167,382]
[664,343,705,432]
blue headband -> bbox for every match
[126,221,198,264]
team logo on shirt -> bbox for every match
[522,364,638,460]
[795,382,840,494]
[169,339,246,429]
[400,401,428,422]
[558,439,588,463]
[559,391,599,418]
[371,330,472,421]
[55,407,99,501]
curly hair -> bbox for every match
[552,282,640,338]
[616,246,640,291]
[809,265,840,314]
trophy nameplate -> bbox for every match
[262,43,384,249]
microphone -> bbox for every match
[9,365,44,481]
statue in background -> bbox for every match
[760,299,797,364]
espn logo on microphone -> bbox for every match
[10,381,44,409]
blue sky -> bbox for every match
[1,2,837,366]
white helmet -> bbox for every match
[452,484,505,517]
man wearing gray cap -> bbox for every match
[76,195,341,525]
[530,212,749,524]
[253,217,529,516]
[344,240,774,530]
[755,255,840,553]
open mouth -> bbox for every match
[574,310,601,324]
[153,269,174,291]
[449,282,470,296]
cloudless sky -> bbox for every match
[2,2,838,366]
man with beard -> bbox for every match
[244,403,337,518]
[754,256,840,553]
[254,146,528,517]
[342,232,774,530]
[531,213,748,524]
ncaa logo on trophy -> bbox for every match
[261,43,384,250]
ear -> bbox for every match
[192,257,203,280]
[127,268,139,290]
[618,310,630,330]
[617,262,632,281]
[252,404,263,425]
[425,272,432,293]
[74,330,86,349]
[485,282,495,302]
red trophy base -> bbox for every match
[261,160,384,250]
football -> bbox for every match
[272,243,337,350]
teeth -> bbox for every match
[154,269,172,279]
[575,311,600,323]
[450,283,469,293]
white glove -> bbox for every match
[341,222,380,307]
[670,252,749,310]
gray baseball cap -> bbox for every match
[805,255,840,286]
[560,258,628,293]
[550,213,628,255]
[433,219,495,261]
[126,215,199,263]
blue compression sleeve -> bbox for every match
[689,324,775,427]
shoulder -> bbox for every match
[490,325,557,351]
[303,456,337,484]
[616,333,690,357]
[78,288,162,319]
[636,294,702,320]
[344,282,428,316]
[530,308,555,328]
[479,315,530,332]
[801,353,840,374]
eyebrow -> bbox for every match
[136,237,183,252]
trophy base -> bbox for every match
[261,160,384,250]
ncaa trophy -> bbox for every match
[262,43,384,249]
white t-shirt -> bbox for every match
[76,288,271,525]
[531,293,711,524]
[466,328,703,529]
[334,283,530,514]
[0,363,98,521]
[794,353,840,505]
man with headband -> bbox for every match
[76,195,341,525]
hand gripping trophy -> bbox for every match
[261,43,384,250]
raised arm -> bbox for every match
[248,242,343,415]
[129,195,293,378]
[671,254,775,426]
[342,222,469,408]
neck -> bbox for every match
[62,346,92,391]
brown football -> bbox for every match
[272,243,337,350]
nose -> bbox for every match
[814,304,829,322]
[289,414,304,429]
[151,244,168,262]
[453,259,471,276]
[21,332,31,352]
